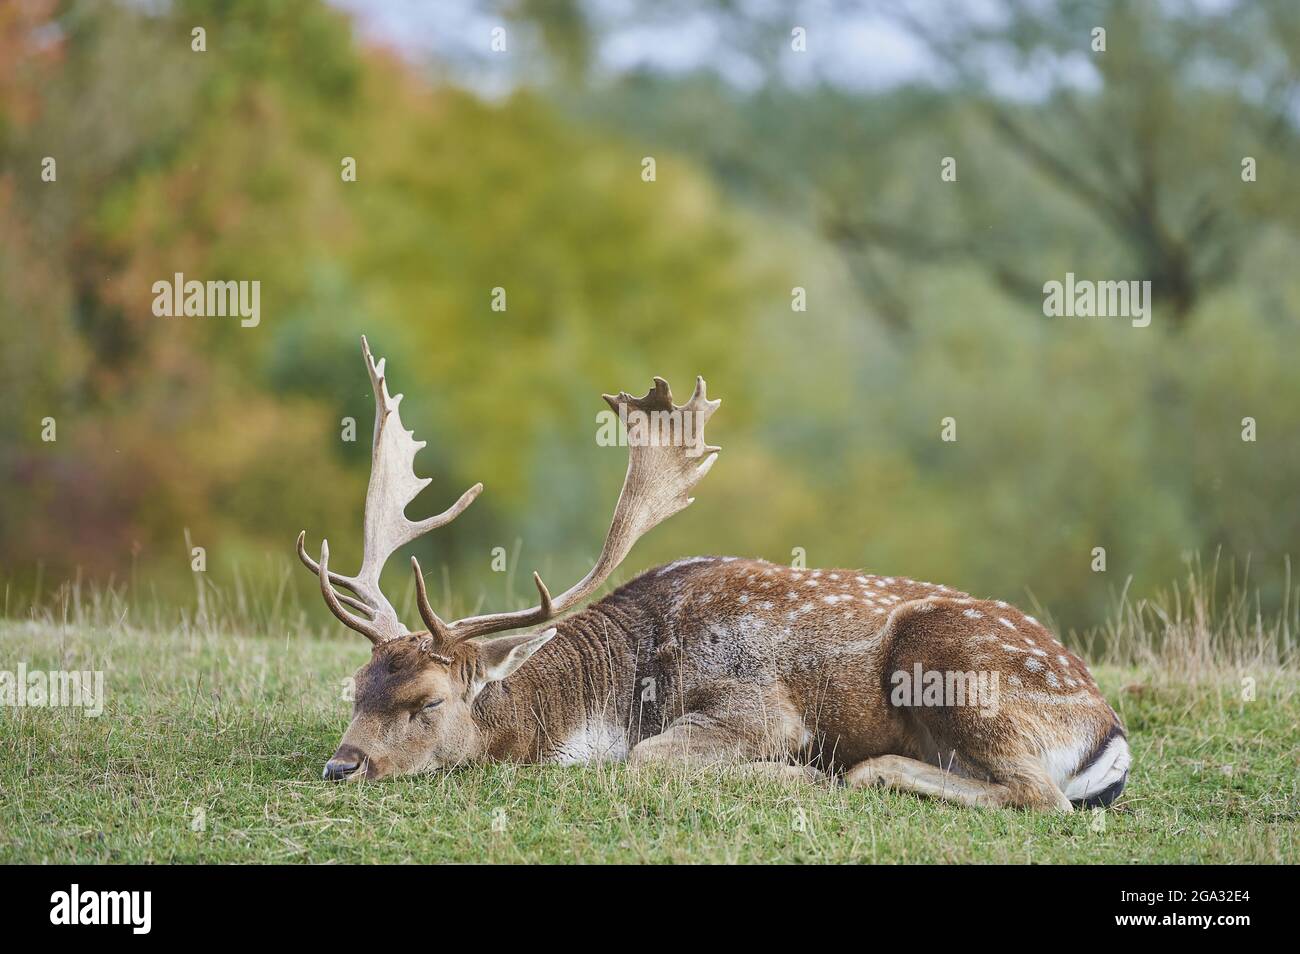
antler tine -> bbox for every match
[532,571,555,617]
[296,531,376,618]
[410,556,452,644]
[317,540,385,645]
[414,556,555,649]
[432,375,719,645]
[297,337,483,644]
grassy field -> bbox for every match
[1,569,1297,864]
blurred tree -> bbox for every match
[524,0,1300,333]
[509,0,592,82]
[832,0,1300,331]
[0,0,779,608]
[504,0,1300,622]
[2,0,1298,630]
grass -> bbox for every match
[1,560,1297,863]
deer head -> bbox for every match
[298,337,719,780]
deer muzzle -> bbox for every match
[323,743,369,781]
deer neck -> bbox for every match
[469,595,652,763]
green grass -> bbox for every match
[1,596,1296,863]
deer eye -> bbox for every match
[422,699,444,711]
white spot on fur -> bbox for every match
[825,635,884,657]
[1042,737,1092,790]
[655,556,716,577]
[998,617,1016,630]
[1062,736,1131,802]
[1057,654,1071,667]
[1023,657,1044,672]
[962,608,983,619]
[1045,671,1060,688]
[550,721,628,765]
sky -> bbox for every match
[327,0,940,92]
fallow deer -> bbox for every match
[297,337,1130,811]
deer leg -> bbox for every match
[628,714,751,767]
[845,754,1072,811]
[845,755,1011,807]
[628,712,821,783]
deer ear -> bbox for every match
[478,628,556,682]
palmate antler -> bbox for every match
[301,337,720,651]
[412,376,720,648]
[297,337,481,645]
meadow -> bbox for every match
[1,566,1295,864]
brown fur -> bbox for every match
[326,557,1128,811]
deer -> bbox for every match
[296,337,1130,811]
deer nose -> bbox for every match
[323,758,359,781]
[323,745,366,781]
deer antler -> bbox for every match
[413,375,720,646]
[298,336,482,645]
